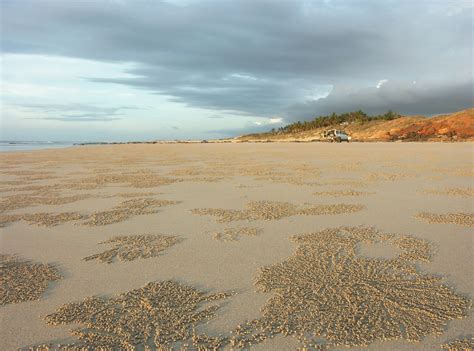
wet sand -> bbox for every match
[0,142,472,350]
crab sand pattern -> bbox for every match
[213,227,263,241]
[0,254,62,305]
[82,198,180,226]
[313,190,375,197]
[191,201,365,222]
[28,280,232,350]
[0,193,91,213]
[415,212,474,227]
[230,227,471,350]
[63,172,181,190]
[441,336,474,351]
[0,212,86,227]
[83,234,182,263]
[422,187,474,198]
[0,198,179,227]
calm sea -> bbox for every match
[0,141,75,152]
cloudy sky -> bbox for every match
[1,0,472,141]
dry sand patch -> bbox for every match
[61,172,182,190]
[415,212,474,227]
[0,193,91,213]
[213,227,263,242]
[6,184,60,194]
[441,336,474,351]
[0,254,62,305]
[421,187,474,198]
[230,226,471,350]
[82,198,179,226]
[0,212,86,227]
[0,198,179,227]
[365,171,414,182]
[83,234,182,263]
[191,201,365,222]
[319,179,369,188]
[26,281,232,350]
[313,190,375,197]
[108,191,163,198]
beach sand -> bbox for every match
[0,142,472,350]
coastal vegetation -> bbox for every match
[270,110,400,134]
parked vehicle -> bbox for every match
[321,129,351,142]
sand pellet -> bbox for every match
[415,212,474,226]
[0,254,61,305]
[213,227,263,241]
[83,234,182,263]
[230,226,471,350]
[441,336,474,351]
[192,201,365,222]
[27,280,232,350]
[82,198,179,226]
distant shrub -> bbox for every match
[273,110,401,134]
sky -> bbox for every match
[1,0,472,142]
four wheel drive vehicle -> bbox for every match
[321,129,351,142]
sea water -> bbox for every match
[0,141,75,152]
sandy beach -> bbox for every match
[0,142,472,351]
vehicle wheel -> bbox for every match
[335,137,341,143]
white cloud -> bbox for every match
[269,117,283,124]
[253,117,284,126]
[376,79,388,89]
[229,73,258,81]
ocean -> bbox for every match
[0,141,75,152]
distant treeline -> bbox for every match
[270,110,400,134]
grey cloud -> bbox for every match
[287,79,473,121]
[2,0,472,119]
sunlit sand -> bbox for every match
[0,142,472,350]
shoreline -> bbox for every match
[2,139,472,154]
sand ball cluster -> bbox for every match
[415,212,474,227]
[34,280,232,350]
[112,191,163,198]
[392,235,432,263]
[82,198,179,226]
[26,344,85,350]
[422,187,474,198]
[66,172,181,190]
[191,333,228,350]
[313,190,374,197]
[0,254,61,305]
[230,226,471,350]
[191,201,365,223]
[0,212,86,227]
[0,198,179,227]
[297,204,365,216]
[0,193,91,213]
[366,172,413,182]
[213,227,263,241]
[83,234,182,263]
[320,179,369,188]
[441,336,474,351]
